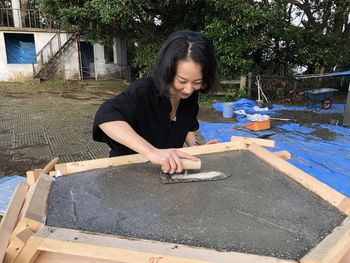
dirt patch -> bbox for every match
[273,110,343,126]
[272,110,344,140]
[0,148,36,178]
[310,127,338,140]
[198,106,236,123]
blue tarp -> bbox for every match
[214,98,345,115]
[4,33,37,64]
[295,70,350,79]
[0,176,26,215]
[325,70,350,77]
[200,99,350,197]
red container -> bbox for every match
[243,119,271,131]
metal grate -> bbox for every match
[13,132,48,148]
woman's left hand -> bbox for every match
[205,138,218,145]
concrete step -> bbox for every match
[80,79,128,87]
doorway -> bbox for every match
[80,42,95,79]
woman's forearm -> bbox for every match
[100,121,199,173]
[99,121,156,156]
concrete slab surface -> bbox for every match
[46,151,346,260]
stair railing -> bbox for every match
[32,32,77,78]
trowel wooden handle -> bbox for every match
[181,159,201,170]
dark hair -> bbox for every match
[151,30,219,95]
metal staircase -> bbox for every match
[32,32,79,79]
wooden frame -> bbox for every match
[1,137,349,263]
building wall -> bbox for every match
[93,38,130,80]
[94,43,121,80]
[0,29,129,81]
[0,31,34,81]
[0,31,80,81]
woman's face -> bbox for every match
[169,59,203,99]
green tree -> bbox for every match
[39,0,210,75]
[203,1,294,78]
[38,0,350,77]
[287,0,350,73]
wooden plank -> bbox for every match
[273,150,292,160]
[300,217,350,263]
[55,154,148,176]
[26,170,41,186]
[34,227,295,263]
[26,158,59,185]
[5,174,53,262]
[42,157,59,174]
[16,177,36,230]
[4,228,34,263]
[179,140,246,155]
[13,234,43,263]
[0,182,29,262]
[11,173,54,237]
[247,142,350,215]
[231,136,275,148]
[55,141,247,175]
[36,251,119,263]
[220,80,240,84]
[215,91,232,96]
[340,249,350,263]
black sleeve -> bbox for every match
[92,83,140,143]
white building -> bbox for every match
[0,0,130,81]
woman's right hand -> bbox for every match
[146,148,199,174]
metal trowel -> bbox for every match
[160,159,231,184]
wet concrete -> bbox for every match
[46,151,346,260]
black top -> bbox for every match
[93,77,199,157]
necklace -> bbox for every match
[170,97,180,122]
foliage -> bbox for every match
[0,0,11,8]
[284,0,350,73]
[221,86,248,102]
[204,0,274,78]
[199,86,247,105]
[37,0,350,78]
[39,0,209,74]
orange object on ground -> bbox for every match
[243,119,271,131]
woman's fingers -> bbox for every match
[177,150,199,161]
[206,138,218,145]
[161,161,170,173]
[149,148,199,174]
[168,154,178,174]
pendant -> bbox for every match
[170,116,177,122]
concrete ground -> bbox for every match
[0,81,118,177]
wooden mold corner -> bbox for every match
[230,136,275,148]
[0,182,29,263]
[247,142,350,216]
[3,173,54,263]
[300,217,350,263]
[246,142,350,262]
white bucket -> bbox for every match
[222,102,234,118]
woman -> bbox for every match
[93,30,219,174]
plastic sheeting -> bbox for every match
[200,99,350,197]
[0,175,26,215]
[4,33,37,64]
